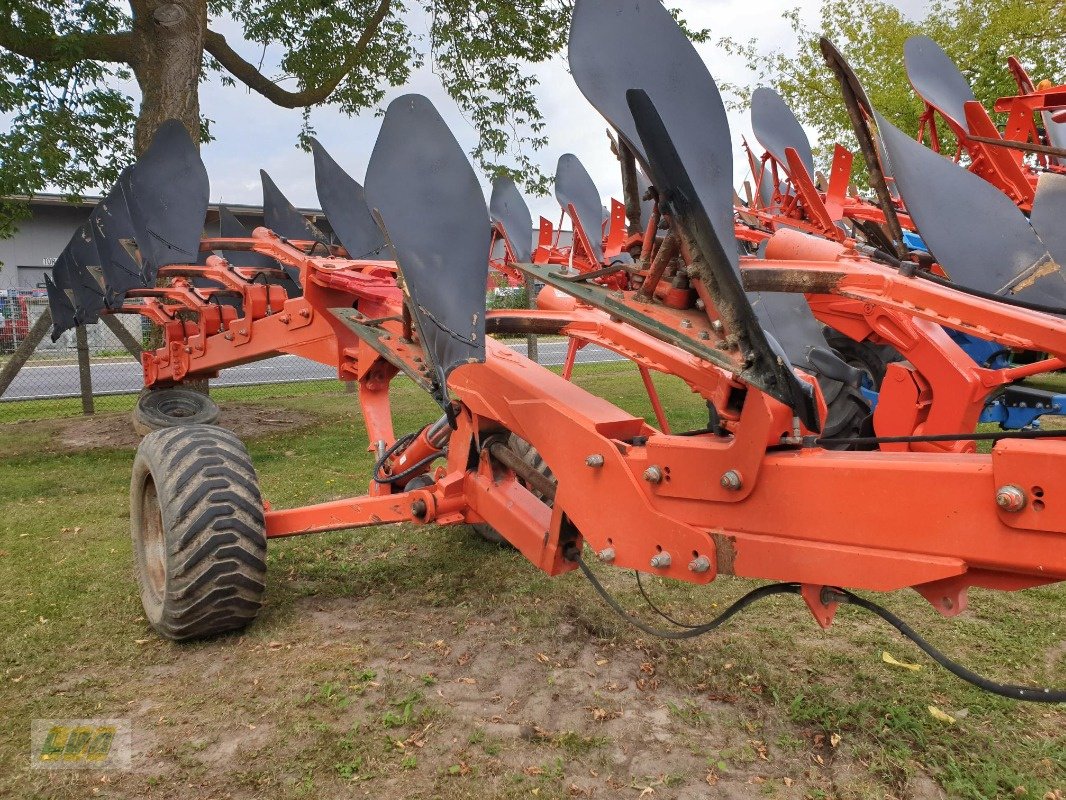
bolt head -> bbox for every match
[697,330,710,340]
[995,484,1026,512]
[720,470,743,491]
[688,555,711,574]
[643,465,664,484]
[585,454,605,468]
[650,551,672,569]
[711,319,724,333]
[598,547,616,563]
[680,319,693,329]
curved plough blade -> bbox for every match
[47,223,106,339]
[118,120,209,278]
[627,88,819,430]
[364,94,489,403]
[91,175,147,303]
[569,0,736,266]
[490,176,533,263]
[261,170,328,244]
[555,154,604,263]
[903,36,975,132]
[217,206,275,269]
[569,0,822,429]
[875,111,1064,303]
[213,206,302,299]
[1029,173,1066,301]
[750,87,815,177]
[311,138,387,259]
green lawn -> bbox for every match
[0,363,1062,799]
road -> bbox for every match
[1,339,622,401]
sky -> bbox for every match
[175,0,922,220]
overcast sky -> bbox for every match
[190,0,923,220]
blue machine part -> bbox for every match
[980,391,1066,430]
[867,231,1059,428]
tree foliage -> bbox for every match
[720,0,1066,177]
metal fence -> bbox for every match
[0,291,622,424]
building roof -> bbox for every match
[4,193,324,217]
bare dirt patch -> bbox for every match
[31,403,314,453]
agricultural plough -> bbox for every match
[46,0,1065,702]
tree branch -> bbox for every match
[204,0,391,109]
[0,22,134,64]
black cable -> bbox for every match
[835,589,1066,703]
[577,554,1065,703]
[574,554,801,640]
[635,570,705,628]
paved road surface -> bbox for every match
[1,339,622,401]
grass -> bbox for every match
[0,361,1062,799]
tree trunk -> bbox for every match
[129,0,208,392]
[129,0,207,156]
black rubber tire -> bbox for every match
[130,425,267,641]
[132,387,221,437]
[473,434,555,545]
[823,328,900,389]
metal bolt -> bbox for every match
[650,551,672,569]
[585,454,605,468]
[224,333,234,341]
[720,470,743,491]
[995,484,1026,512]
[688,555,711,574]
[680,319,693,329]
[711,319,724,333]
[695,298,705,311]
[238,329,247,336]
[280,314,291,324]
[410,499,428,518]
[299,309,311,318]
[598,547,616,563]
[697,330,710,340]
[643,465,664,484]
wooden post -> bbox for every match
[100,315,143,360]
[75,324,94,415]
[0,308,52,399]
[524,275,538,364]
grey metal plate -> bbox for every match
[750,87,815,177]
[569,0,736,273]
[49,223,105,333]
[875,110,1054,298]
[261,170,328,243]
[311,138,387,259]
[363,94,489,395]
[490,177,533,263]
[555,154,604,262]
[1028,172,1066,304]
[118,120,209,276]
[903,36,975,130]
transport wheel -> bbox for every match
[132,387,221,436]
[473,434,555,545]
[130,425,267,640]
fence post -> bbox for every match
[0,308,52,399]
[100,315,143,360]
[524,275,538,364]
[75,324,95,415]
